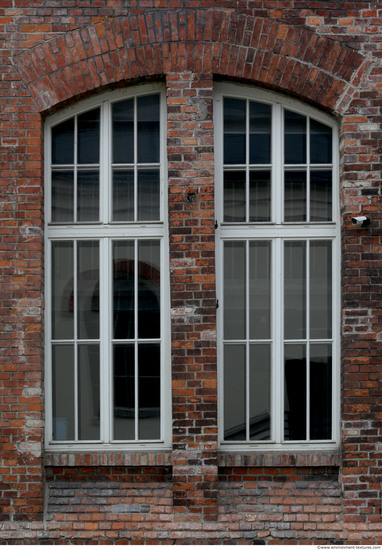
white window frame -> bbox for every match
[214,82,340,451]
[44,83,171,451]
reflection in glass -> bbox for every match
[310,119,332,164]
[284,344,306,440]
[224,241,246,340]
[284,242,306,340]
[250,101,271,164]
[224,98,246,164]
[138,95,160,163]
[138,241,160,338]
[113,241,135,339]
[78,108,100,164]
[138,169,160,221]
[224,344,246,440]
[249,171,271,222]
[52,242,74,340]
[310,344,332,440]
[249,241,271,340]
[77,241,99,340]
[138,344,160,439]
[310,241,332,339]
[224,171,246,222]
[284,171,306,222]
[310,171,332,221]
[113,169,134,221]
[52,171,74,222]
[113,344,135,440]
[52,345,74,440]
[285,110,306,164]
[78,344,100,440]
[52,118,74,165]
[250,344,270,440]
[113,99,134,164]
[77,171,99,221]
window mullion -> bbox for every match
[74,116,78,223]
[274,104,282,225]
[100,237,109,444]
[73,240,79,441]
[101,100,110,224]
[134,239,139,441]
[274,237,283,444]
[246,239,250,442]
[306,239,310,441]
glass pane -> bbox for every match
[249,171,271,222]
[52,242,74,340]
[138,169,160,221]
[77,170,99,221]
[138,241,160,338]
[52,345,74,440]
[250,344,270,440]
[77,241,99,340]
[250,101,271,164]
[310,241,332,339]
[284,171,306,222]
[113,241,135,340]
[284,242,306,340]
[310,344,332,440]
[138,344,160,440]
[112,169,134,222]
[310,170,332,221]
[284,110,306,164]
[224,171,246,222]
[52,171,74,222]
[224,98,246,164]
[78,108,100,164]
[224,344,246,440]
[310,119,332,164]
[78,344,100,440]
[137,95,160,163]
[52,118,74,165]
[284,344,306,441]
[224,241,246,340]
[113,99,134,164]
[249,241,271,340]
[113,344,135,440]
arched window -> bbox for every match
[45,84,171,449]
[214,83,339,450]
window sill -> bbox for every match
[45,450,172,467]
[218,450,340,468]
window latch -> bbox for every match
[215,220,218,229]
[216,299,219,309]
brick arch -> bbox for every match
[14,10,368,115]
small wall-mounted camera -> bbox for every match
[351,216,370,228]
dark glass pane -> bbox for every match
[52,118,74,165]
[138,241,160,338]
[310,241,332,339]
[52,242,74,340]
[224,344,246,441]
[249,241,271,340]
[113,241,135,340]
[224,171,246,222]
[77,170,99,221]
[52,345,74,440]
[284,344,306,441]
[284,242,306,340]
[137,95,160,163]
[138,169,160,221]
[310,170,332,221]
[249,171,271,222]
[250,344,270,440]
[52,171,74,222]
[113,344,135,440]
[78,108,100,164]
[138,344,160,440]
[285,110,306,164]
[78,344,100,440]
[250,101,271,164]
[77,241,99,340]
[113,98,134,164]
[310,344,332,440]
[310,119,332,164]
[224,98,246,164]
[284,171,306,222]
[224,241,246,340]
[113,169,134,222]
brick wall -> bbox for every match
[1,0,382,543]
